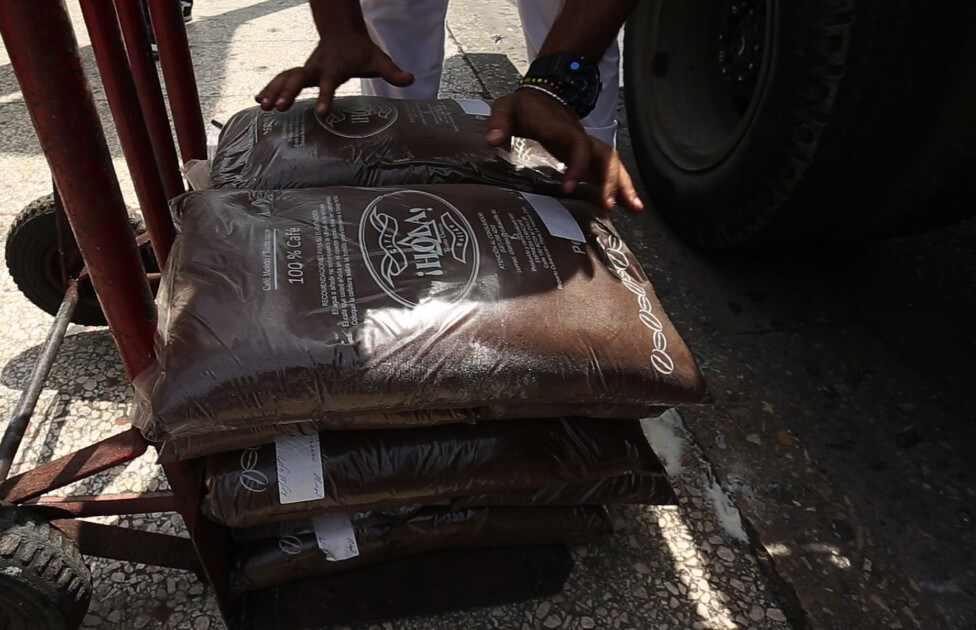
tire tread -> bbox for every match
[0,505,92,629]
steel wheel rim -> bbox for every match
[634,0,774,171]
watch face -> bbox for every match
[566,60,600,114]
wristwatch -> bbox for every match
[518,52,602,119]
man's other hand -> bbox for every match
[255,31,414,117]
[486,89,643,214]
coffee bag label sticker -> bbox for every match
[520,192,586,242]
[312,513,360,561]
[275,433,325,505]
[454,99,492,117]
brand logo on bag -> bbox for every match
[604,235,675,375]
[239,446,270,493]
[278,535,303,556]
[316,100,398,138]
[359,190,480,307]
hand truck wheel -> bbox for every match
[0,504,92,630]
[4,193,159,327]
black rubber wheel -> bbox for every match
[0,505,92,630]
[4,194,157,326]
[624,0,976,249]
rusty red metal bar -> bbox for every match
[79,0,176,267]
[53,519,202,574]
[147,0,208,162]
[0,0,157,379]
[25,492,179,518]
[116,0,185,200]
[0,429,147,505]
[0,2,237,624]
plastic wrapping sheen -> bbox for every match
[133,185,708,444]
[228,473,674,541]
[209,97,565,194]
[201,418,669,527]
[231,506,610,591]
[452,472,676,509]
[157,402,671,462]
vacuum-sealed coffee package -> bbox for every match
[201,418,673,527]
[231,506,610,590]
[451,473,674,510]
[210,97,565,194]
[133,185,708,448]
[227,474,672,541]
[157,403,666,462]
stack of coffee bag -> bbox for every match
[133,97,708,595]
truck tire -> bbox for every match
[623,0,976,249]
[0,505,92,630]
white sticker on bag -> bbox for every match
[312,513,360,561]
[521,192,586,242]
[275,434,325,505]
[454,98,492,117]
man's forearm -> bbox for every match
[538,0,637,59]
[309,0,368,37]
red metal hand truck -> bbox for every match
[0,2,571,628]
[0,1,228,627]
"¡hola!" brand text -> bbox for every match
[316,99,399,139]
[360,190,480,308]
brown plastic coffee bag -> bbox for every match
[231,506,610,591]
[451,473,675,510]
[229,473,676,542]
[210,97,565,194]
[201,418,671,527]
[133,185,708,445]
[157,402,671,461]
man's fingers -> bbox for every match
[561,135,591,194]
[593,141,644,213]
[486,96,516,146]
[255,71,294,110]
[274,70,310,111]
[315,77,339,118]
[616,161,644,213]
[584,140,645,213]
[365,50,415,86]
[598,150,621,212]
[373,54,415,87]
[387,69,416,87]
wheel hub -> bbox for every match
[0,577,50,630]
[718,0,766,106]
[635,0,774,171]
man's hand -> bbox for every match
[486,89,643,213]
[255,30,414,117]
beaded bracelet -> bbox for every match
[516,83,570,109]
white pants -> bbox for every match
[359,0,620,146]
